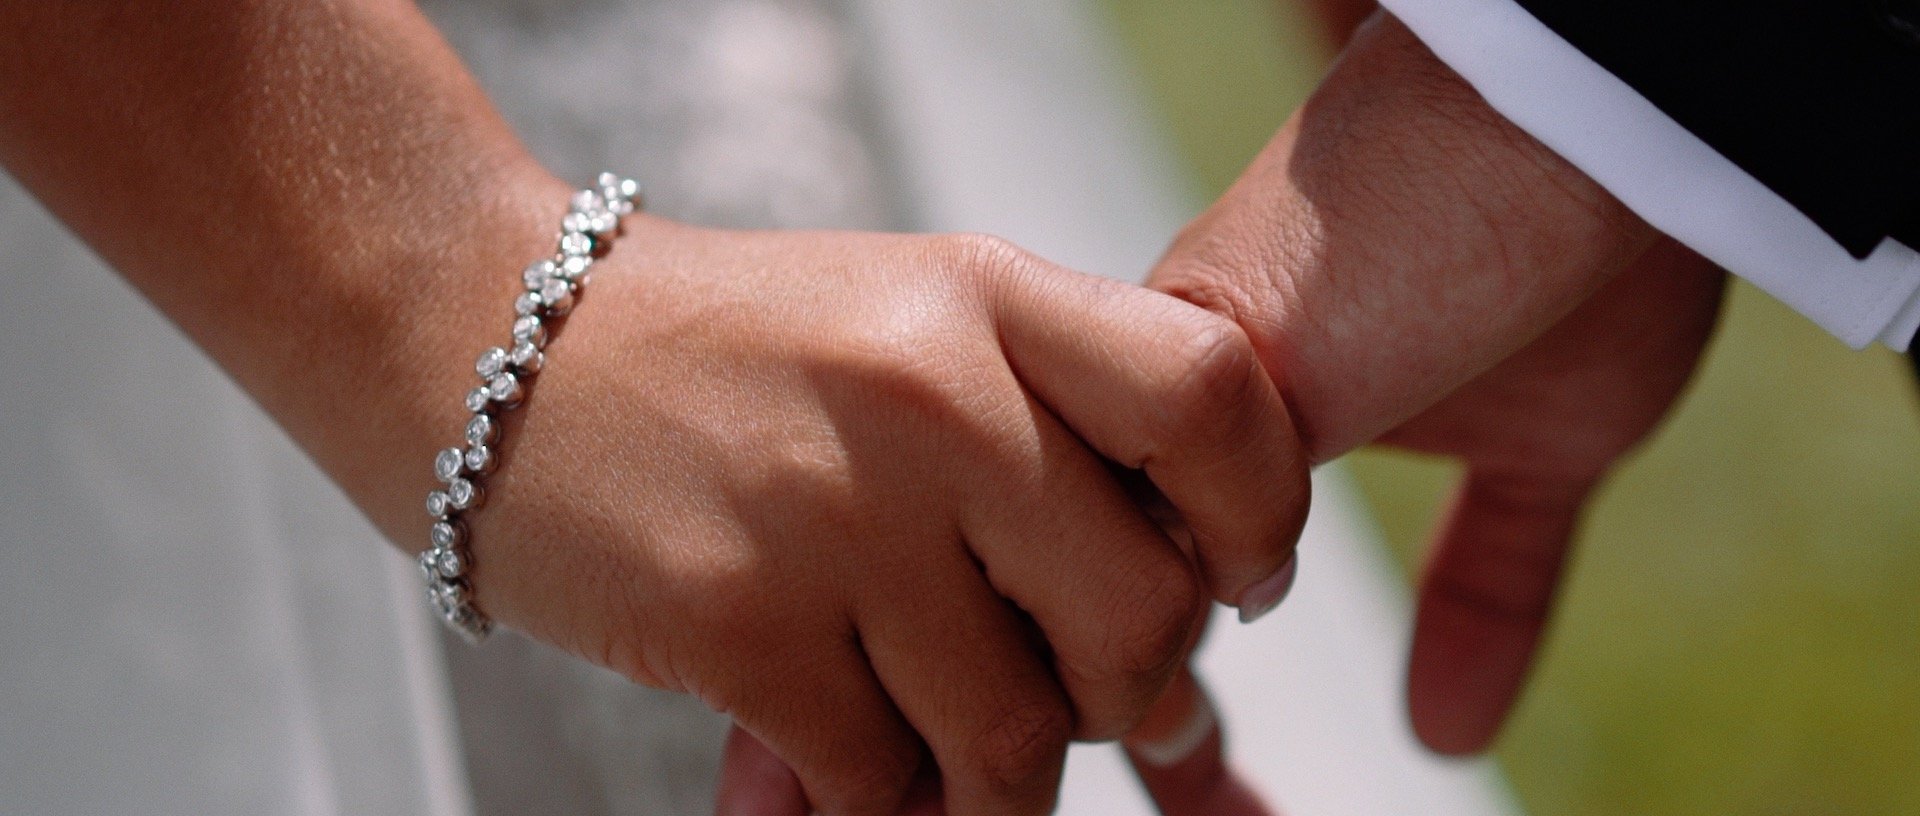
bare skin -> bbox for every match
[0,3,1316,814]
[721,10,1722,815]
[1130,8,1723,798]
[1,2,1724,813]
[1139,9,1722,783]
[1214,6,1724,758]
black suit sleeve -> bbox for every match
[1511,0,1920,259]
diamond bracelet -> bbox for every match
[418,173,641,645]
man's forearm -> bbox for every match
[0,1,567,542]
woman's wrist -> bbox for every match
[407,173,646,641]
[308,163,580,548]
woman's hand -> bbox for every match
[0,5,1310,811]
[473,218,1310,815]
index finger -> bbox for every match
[1407,470,1592,754]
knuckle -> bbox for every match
[1155,317,1261,446]
[932,232,1035,277]
[1108,561,1204,680]
[1068,554,1202,740]
[927,232,1056,304]
[963,699,1072,798]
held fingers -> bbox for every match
[857,554,1078,816]
[717,634,925,816]
[991,260,1312,616]
[959,400,1206,741]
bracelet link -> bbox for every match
[419,173,641,645]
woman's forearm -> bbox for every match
[0,0,568,543]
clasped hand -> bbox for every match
[0,2,1732,814]
[476,14,1725,816]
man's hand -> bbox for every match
[1388,238,1723,753]
[1150,11,1717,756]
[714,8,1716,812]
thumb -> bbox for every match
[1406,469,1596,755]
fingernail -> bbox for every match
[1236,553,1298,624]
[1127,691,1218,768]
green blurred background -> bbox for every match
[1089,1,1920,813]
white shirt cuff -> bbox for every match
[1376,0,1920,352]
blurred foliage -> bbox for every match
[1095,1,1920,814]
